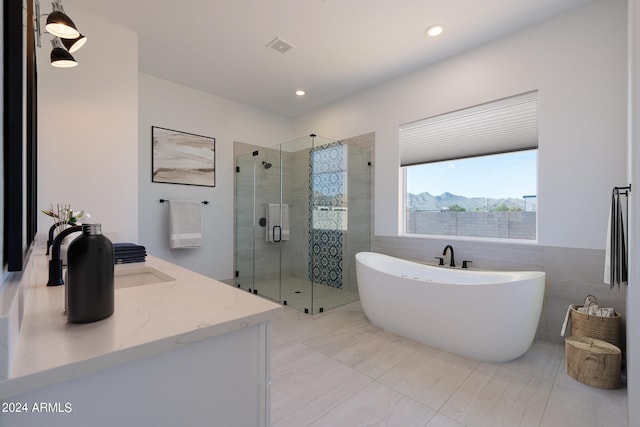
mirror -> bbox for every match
[3,0,38,271]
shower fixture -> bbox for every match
[262,161,272,169]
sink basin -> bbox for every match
[114,266,176,289]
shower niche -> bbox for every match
[234,134,372,314]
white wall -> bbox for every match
[37,8,138,242]
[138,74,293,279]
[293,0,628,251]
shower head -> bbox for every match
[262,161,272,169]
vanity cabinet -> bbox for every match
[0,250,281,426]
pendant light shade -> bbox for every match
[61,34,87,53]
[45,8,79,39]
[35,0,87,68]
[50,38,77,68]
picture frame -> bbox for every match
[152,126,216,187]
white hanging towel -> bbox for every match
[169,200,203,248]
[266,204,289,242]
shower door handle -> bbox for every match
[272,226,282,242]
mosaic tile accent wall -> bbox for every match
[309,142,346,288]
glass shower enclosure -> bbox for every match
[235,134,371,314]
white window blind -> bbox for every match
[399,91,538,166]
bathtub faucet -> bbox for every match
[442,245,455,267]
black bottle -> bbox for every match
[66,223,115,323]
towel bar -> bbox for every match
[613,185,630,195]
[159,199,209,205]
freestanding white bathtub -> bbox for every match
[355,252,545,363]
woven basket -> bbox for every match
[565,336,621,389]
[570,298,621,348]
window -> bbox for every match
[400,92,538,240]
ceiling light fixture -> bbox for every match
[46,2,79,39]
[425,25,444,37]
[50,37,77,68]
[295,90,306,96]
[34,0,88,67]
[61,33,88,53]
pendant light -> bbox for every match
[34,0,87,67]
[45,1,79,39]
[61,33,87,53]
[50,37,77,68]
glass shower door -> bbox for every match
[252,148,281,302]
[235,152,255,293]
[234,149,281,303]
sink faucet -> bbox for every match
[47,225,82,286]
[442,245,455,267]
[46,221,74,255]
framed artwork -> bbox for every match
[152,126,216,187]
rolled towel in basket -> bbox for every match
[561,295,616,336]
[578,305,615,317]
[575,295,614,317]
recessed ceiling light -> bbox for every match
[425,25,443,37]
[295,90,306,96]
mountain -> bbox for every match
[407,191,527,212]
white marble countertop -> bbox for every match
[0,251,282,400]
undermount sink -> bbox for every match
[114,266,176,289]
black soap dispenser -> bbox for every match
[66,223,115,323]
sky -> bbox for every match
[405,150,537,199]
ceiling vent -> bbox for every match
[266,37,295,54]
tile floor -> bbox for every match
[270,301,628,427]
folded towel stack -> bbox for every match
[114,243,147,264]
